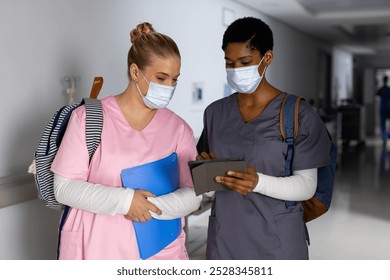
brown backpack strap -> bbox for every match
[89,77,103,99]
[279,93,289,141]
[279,93,303,140]
[294,96,303,139]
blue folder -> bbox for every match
[120,152,181,259]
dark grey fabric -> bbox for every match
[197,92,331,259]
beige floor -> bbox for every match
[186,138,390,260]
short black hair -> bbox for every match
[222,17,273,55]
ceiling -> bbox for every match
[233,0,390,56]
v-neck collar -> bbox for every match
[231,92,286,125]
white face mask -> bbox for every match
[135,71,176,109]
[226,56,267,94]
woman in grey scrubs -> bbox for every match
[197,17,331,259]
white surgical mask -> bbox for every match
[135,71,176,109]
[226,56,267,94]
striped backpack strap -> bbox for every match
[83,98,103,163]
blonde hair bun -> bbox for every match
[130,22,155,43]
[127,22,180,77]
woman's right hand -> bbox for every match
[196,151,217,160]
[125,190,162,223]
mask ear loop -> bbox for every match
[134,66,150,98]
[135,81,145,98]
[139,70,150,85]
[260,65,267,78]
[135,75,148,98]
[258,55,267,78]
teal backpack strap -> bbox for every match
[279,93,302,208]
[280,94,302,175]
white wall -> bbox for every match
[269,24,328,100]
[0,200,61,259]
[0,0,328,259]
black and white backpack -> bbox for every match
[28,78,104,210]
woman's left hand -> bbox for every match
[215,165,258,195]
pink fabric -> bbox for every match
[51,96,197,260]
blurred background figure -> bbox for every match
[376,75,390,147]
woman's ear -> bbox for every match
[129,63,139,82]
[263,50,273,65]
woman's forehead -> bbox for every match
[224,42,260,59]
[144,56,181,74]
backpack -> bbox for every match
[280,93,337,222]
[28,77,104,210]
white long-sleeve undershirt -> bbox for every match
[253,168,317,201]
[53,174,134,215]
[204,168,317,201]
[53,168,315,218]
[53,174,202,219]
[147,188,203,220]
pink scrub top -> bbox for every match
[51,96,197,260]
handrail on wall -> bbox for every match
[0,174,37,209]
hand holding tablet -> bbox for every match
[188,158,246,195]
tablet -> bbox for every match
[188,158,246,195]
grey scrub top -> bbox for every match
[197,92,331,260]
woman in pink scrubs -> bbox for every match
[51,22,202,260]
